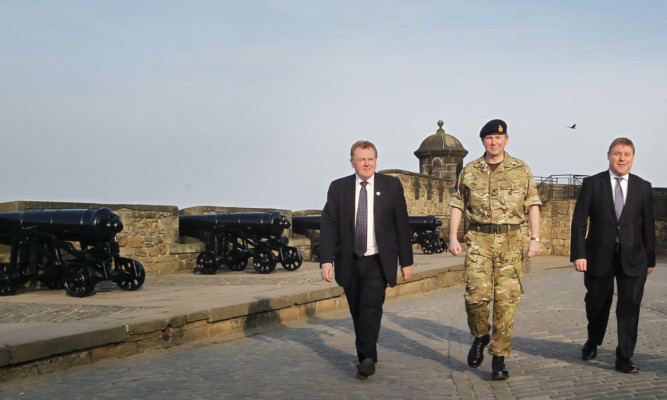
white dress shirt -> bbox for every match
[609,170,628,207]
[355,174,378,256]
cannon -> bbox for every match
[179,212,303,274]
[0,208,145,297]
[291,215,321,262]
[409,215,447,254]
[291,215,446,258]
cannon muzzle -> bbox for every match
[408,215,442,231]
[291,215,321,235]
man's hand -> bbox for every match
[401,265,413,280]
[321,263,334,282]
[573,258,587,272]
[648,267,654,276]
[527,240,540,258]
[448,238,462,256]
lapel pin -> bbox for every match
[376,191,381,196]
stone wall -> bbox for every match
[381,169,453,217]
[534,186,667,257]
[539,199,576,256]
[417,154,463,182]
[0,185,663,277]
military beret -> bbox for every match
[479,119,507,138]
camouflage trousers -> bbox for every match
[464,230,524,356]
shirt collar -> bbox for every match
[356,174,375,186]
[608,169,629,180]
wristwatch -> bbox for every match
[531,237,540,242]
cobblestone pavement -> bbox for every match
[0,259,665,399]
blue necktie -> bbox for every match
[354,181,368,257]
[614,177,624,220]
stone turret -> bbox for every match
[414,120,468,181]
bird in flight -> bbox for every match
[567,123,576,129]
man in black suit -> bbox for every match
[319,140,414,380]
[571,137,655,373]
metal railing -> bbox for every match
[535,174,588,200]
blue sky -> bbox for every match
[2,1,665,211]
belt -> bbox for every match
[469,224,521,234]
[353,253,379,260]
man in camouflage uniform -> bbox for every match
[448,119,541,380]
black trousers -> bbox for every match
[584,247,647,359]
[343,254,387,363]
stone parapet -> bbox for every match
[0,184,663,279]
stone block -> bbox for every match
[186,309,210,323]
[126,235,145,248]
[277,306,299,323]
[8,324,127,365]
[249,310,281,329]
[126,317,171,335]
[268,292,310,309]
[311,297,343,316]
[91,342,139,363]
[35,352,91,376]
[208,320,234,337]
[210,304,257,322]
[0,345,9,367]
[182,322,209,343]
[136,335,169,353]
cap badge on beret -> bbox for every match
[479,118,508,137]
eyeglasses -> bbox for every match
[352,158,376,164]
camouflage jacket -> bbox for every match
[449,152,542,225]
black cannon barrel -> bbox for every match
[0,208,123,244]
[408,215,443,230]
[179,211,291,238]
[291,215,321,235]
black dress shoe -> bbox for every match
[491,355,509,380]
[581,342,597,361]
[615,358,639,373]
[356,358,376,380]
[467,334,490,368]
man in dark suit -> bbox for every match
[319,140,414,380]
[571,137,655,373]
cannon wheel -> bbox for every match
[226,243,249,271]
[41,275,66,290]
[64,262,96,298]
[253,249,276,274]
[421,242,434,254]
[280,247,302,271]
[434,238,446,253]
[196,251,218,274]
[39,262,66,289]
[0,263,18,296]
[228,257,248,271]
[116,258,146,291]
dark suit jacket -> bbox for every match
[319,173,414,287]
[570,171,656,277]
